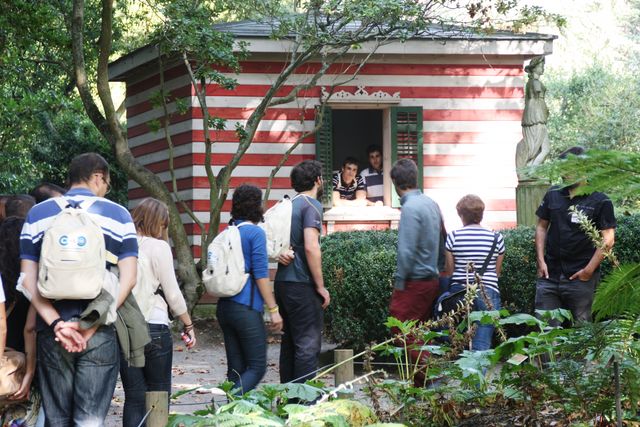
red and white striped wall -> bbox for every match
[126,58,525,256]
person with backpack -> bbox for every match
[275,160,330,384]
[19,152,138,426]
[443,194,505,351]
[120,197,196,426]
[215,185,283,394]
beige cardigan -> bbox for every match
[139,236,188,325]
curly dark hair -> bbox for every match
[0,216,24,304]
[231,184,264,223]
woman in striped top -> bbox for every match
[444,194,505,351]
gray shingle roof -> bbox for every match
[211,19,556,41]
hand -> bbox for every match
[537,260,549,279]
[54,321,86,352]
[316,287,330,309]
[79,325,99,346]
[9,372,34,401]
[374,201,383,206]
[183,329,196,349]
[277,249,295,266]
[268,311,283,333]
[570,268,593,282]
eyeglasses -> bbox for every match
[95,173,111,195]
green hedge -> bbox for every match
[322,230,397,350]
[321,214,640,349]
[499,226,537,314]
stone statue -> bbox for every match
[516,56,550,176]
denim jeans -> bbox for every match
[119,323,173,427]
[450,284,501,351]
[37,325,119,427]
[216,299,267,394]
[274,281,323,384]
[535,272,600,326]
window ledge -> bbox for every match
[323,206,400,234]
[324,206,400,221]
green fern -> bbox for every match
[592,263,640,320]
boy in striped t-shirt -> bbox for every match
[445,194,505,351]
[20,153,138,425]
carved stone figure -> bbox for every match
[516,56,551,175]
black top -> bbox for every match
[4,291,29,352]
[536,186,616,280]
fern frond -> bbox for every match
[593,262,640,320]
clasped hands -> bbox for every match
[53,321,97,352]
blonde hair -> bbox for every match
[456,194,485,225]
[131,198,169,240]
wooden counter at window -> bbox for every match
[323,206,401,234]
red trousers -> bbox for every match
[389,278,440,322]
[388,278,440,387]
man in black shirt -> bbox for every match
[534,146,616,324]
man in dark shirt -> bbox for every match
[275,160,330,383]
[535,146,616,324]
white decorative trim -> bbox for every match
[321,85,401,104]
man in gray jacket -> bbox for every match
[389,158,442,322]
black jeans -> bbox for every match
[216,299,267,394]
[37,325,119,427]
[119,324,173,427]
[274,281,323,383]
[535,272,600,326]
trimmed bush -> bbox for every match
[322,230,397,350]
[602,213,640,273]
[499,226,538,314]
[321,214,640,347]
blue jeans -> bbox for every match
[119,324,173,427]
[450,284,501,351]
[274,281,323,383]
[535,273,599,326]
[37,325,119,427]
[216,300,267,394]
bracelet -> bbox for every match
[183,323,193,328]
[50,318,64,331]
[267,305,279,313]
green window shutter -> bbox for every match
[315,105,333,208]
[390,106,424,207]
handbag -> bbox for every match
[0,349,26,400]
[434,232,499,318]
[0,301,26,404]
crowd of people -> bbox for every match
[0,146,615,425]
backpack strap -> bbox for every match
[477,232,499,277]
[234,221,257,308]
[52,196,97,211]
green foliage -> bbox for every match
[322,230,398,350]
[546,64,640,155]
[498,226,538,314]
[0,0,135,203]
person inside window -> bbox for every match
[360,145,384,206]
[332,157,375,207]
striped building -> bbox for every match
[109,21,555,256]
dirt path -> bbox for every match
[105,318,333,425]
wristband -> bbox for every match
[50,318,64,331]
[267,305,279,313]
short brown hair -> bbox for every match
[456,194,485,225]
[131,198,169,240]
[390,159,418,190]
